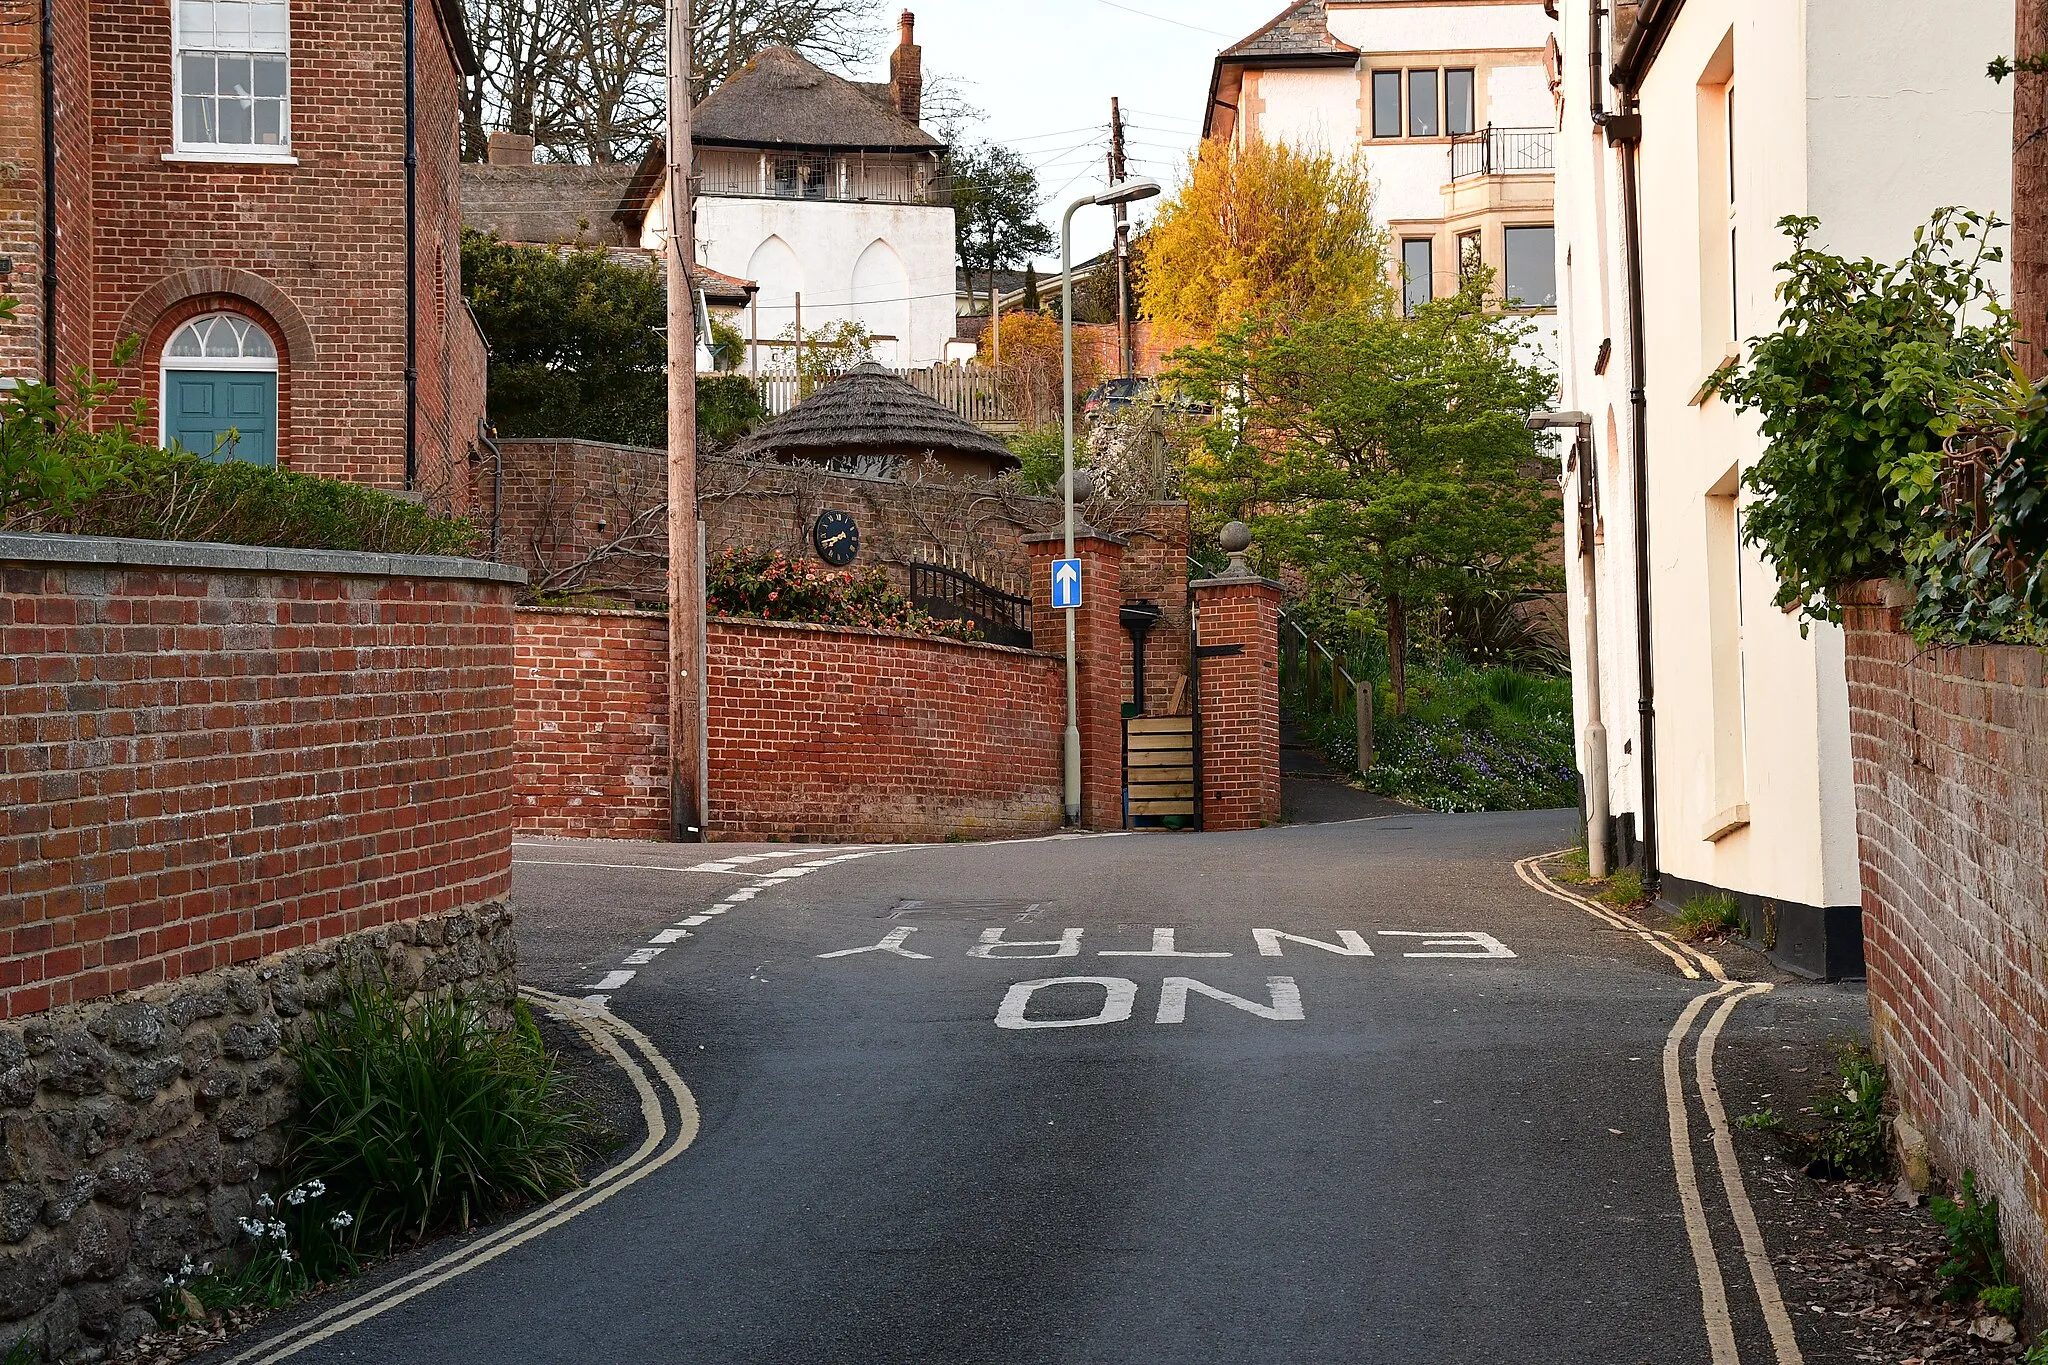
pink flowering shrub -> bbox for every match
[706,547,984,642]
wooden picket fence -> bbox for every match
[747,366,1015,430]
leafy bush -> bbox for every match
[284,985,601,1254]
[1912,377,2048,643]
[1808,1046,1892,1181]
[1006,425,1065,495]
[1675,893,1743,941]
[706,547,984,641]
[0,341,478,555]
[1713,209,2014,628]
[1930,1170,2021,1318]
[698,374,769,449]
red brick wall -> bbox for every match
[0,545,518,1019]
[514,608,671,841]
[0,0,43,381]
[489,440,1194,716]
[513,608,1067,843]
[1193,574,1283,832]
[1027,531,1127,828]
[1842,581,2048,1296]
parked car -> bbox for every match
[1083,377,1153,416]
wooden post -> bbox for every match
[663,0,703,840]
[794,291,804,393]
[2016,0,2048,380]
[1355,673,1374,774]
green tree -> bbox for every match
[462,230,768,448]
[1174,278,1560,711]
[954,143,1056,317]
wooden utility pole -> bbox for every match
[664,0,705,841]
[1109,97,1133,379]
[2017,0,2048,380]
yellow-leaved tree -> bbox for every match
[1139,138,1390,345]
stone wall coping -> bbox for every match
[0,532,529,585]
[516,603,668,621]
[1191,573,1286,592]
[1022,527,1131,549]
[712,614,1061,661]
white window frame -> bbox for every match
[166,0,298,165]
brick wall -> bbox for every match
[489,440,1193,716]
[1842,581,2048,1295]
[0,536,522,1019]
[0,0,42,381]
[1193,573,1283,832]
[513,608,1068,842]
[514,608,670,841]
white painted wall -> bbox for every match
[1551,0,2014,909]
[691,197,958,368]
[1486,64,1552,126]
[1327,2,1554,52]
[1253,68,1362,148]
[1371,141,1457,222]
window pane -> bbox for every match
[1458,232,1482,281]
[1371,71,1401,138]
[179,0,214,47]
[240,323,277,358]
[183,95,216,143]
[1409,70,1438,137]
[249,0,288,50]
[219,93,254,142]
[255,99,282,143]
[215,56,251,94]
[252,56,286,97]
[181,53,214,95]
[205,319,241,357]
[1504,225,1557,308]
[1402,239,1433,315]
[168,322,205,358]
[1446,69,1476,136]
[212,0,250,44]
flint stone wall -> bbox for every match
[0,906,516,1363]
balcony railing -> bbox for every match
[1448,126,1555,182]
[696,153,951,207]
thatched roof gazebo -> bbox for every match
[736,363,1019,482]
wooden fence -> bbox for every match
[747,366,1016,431]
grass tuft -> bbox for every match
[1597,867,1646,909]
[1674,892,1743,941]
[1931,1170,2023,1320]
[284,984,605,1256]
[1555,845,1592,884]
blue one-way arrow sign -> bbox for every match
[1052,558,1083,609]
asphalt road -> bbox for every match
[213,812,1865,1365]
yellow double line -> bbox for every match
[1517,855,1804,1365]
[222,987,699,1364]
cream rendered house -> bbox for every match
[1203,0,1562,368]
[1551,0,2012,976]
[617,16,956,369]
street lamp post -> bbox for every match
[1059,177,1161,825]
[1528,410,1605,877]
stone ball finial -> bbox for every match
[1061,468,1098,504]
[1219,521,1253,554]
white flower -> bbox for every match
[303,1179,326,1198]
[278,1249,294,1263]
[163,1274,177,1288]
[329,1212,354,1230]
[257,1194,274,1209]
[284,1187,308,1207]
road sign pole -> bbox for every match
[1061,195,1089,826]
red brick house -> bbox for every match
[0,0,487,513]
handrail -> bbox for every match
[1279,610,1375,773]
[1448,125,1555,182]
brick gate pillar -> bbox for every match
[1026,529,1127,829]
[1191,559,1283,832]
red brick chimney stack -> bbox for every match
[890,11,923,126]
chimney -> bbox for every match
[487,132,536,166]
[889,11,923,126]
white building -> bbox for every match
[1203,0,1562,368]
[617,15,957,369]
[1551,0,2012,976]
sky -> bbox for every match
[849,0,1271,267]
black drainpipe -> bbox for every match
[40,0,57,381]
[402,0,418,489]
[1611,99,1659,888]
[1587,0,1605,122]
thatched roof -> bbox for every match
[736,364,1017,470]
[461,163,641,246]
[694,47,942,153]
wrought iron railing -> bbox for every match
[909,561,1033,649]
[1448,126,1555,181]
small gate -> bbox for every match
[1124,714,1196,827]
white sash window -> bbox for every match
[173,0,291,158]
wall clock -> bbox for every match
[812,509,860,567]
